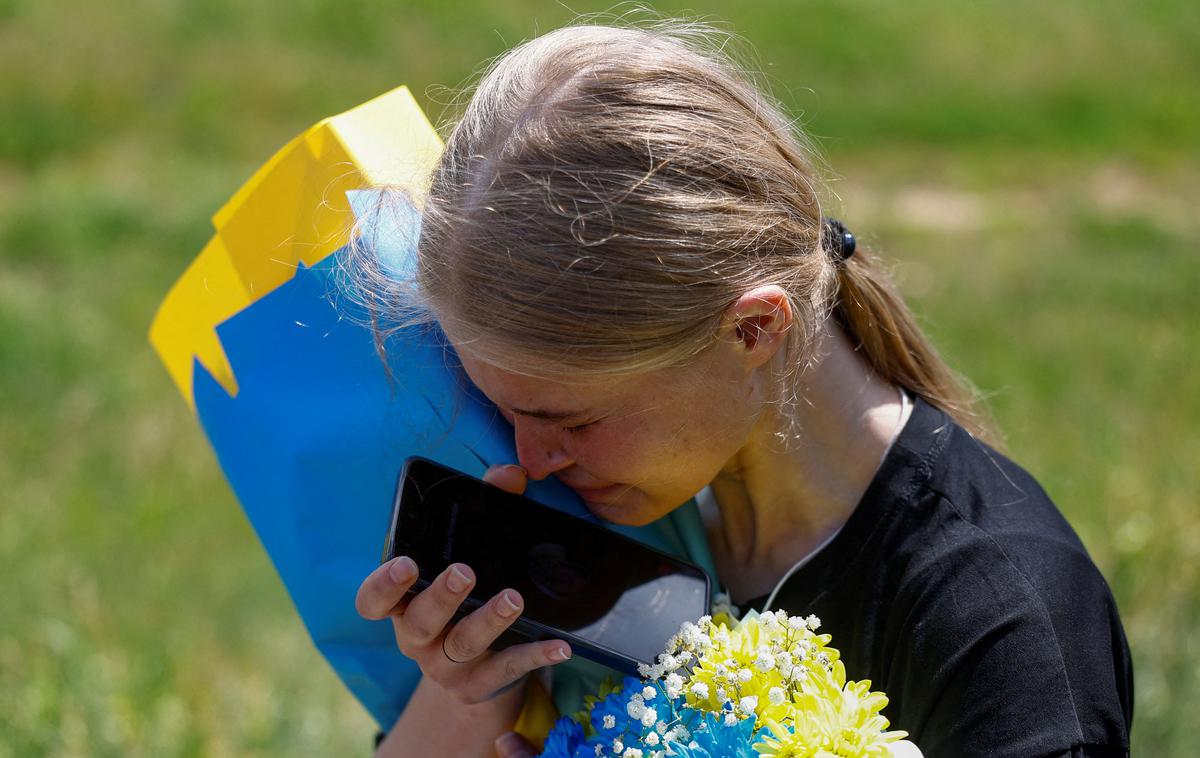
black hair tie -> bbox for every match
[822,217,856,264]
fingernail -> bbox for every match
[495,732,528,758]
[550,646,570,662]
[498,591,520,617]
[503,464,527,477]
[447,564,472,592]
[389,556,416,583]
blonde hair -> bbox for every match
[351,18,1002,448]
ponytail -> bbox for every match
[831,246,1004,451]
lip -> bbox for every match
[567,482,624,501]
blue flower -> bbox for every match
[538,716,585,758]
[542,676,766,758]
[587,677,642,736]
[665,712,759,758]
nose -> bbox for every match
[512,416,574,481]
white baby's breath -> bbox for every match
[768,686,786,706]
[626,694,645,721]
[640,706,658,728]
[664,672,684,699]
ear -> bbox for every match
[722,285,793,369]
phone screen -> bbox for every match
[383,457,711,673]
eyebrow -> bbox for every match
[509,406,592,422]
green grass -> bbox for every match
[1,0,1197,754]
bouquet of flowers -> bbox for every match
[537,600,919,758]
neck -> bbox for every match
[704,320,910,603]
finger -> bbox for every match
[495,731,537,758]
[441,589,524,663]
[483,464,528,495]
[397,562,476,645]
[472,639,571,698]
[355,556,418,620]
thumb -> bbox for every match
[494,730,537,758]
[483,463,529,495]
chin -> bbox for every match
[584,493,676,527]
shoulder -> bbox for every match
[909,418,1119,639]
[769,398,1133,755]
[868,401,1120,640]
[880,406,1133,756]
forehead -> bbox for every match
[449,329,740,414]
[456,349,629,407]
[453,346,704,420]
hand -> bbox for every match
[494,730,538,758]
[355,463,573,705]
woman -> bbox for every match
[353,21,1133,757]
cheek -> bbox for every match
[566,419,664,482]
[657,401,750,474]
[581,420,699,486]
[571,426,642,468]
[569,387,749,486]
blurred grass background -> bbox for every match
[1,0,1196,754]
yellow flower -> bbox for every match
[676,611,906,757]
[754,663,907,758]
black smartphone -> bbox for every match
[381,456,711,676]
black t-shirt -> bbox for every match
[742,395,1133,757]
